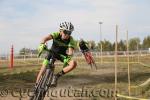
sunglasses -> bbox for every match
[63,30,72,35]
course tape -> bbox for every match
[130,62,150,89]
[139,62,150,68]
[131,78,150,88]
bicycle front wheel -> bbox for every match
[30,68,54,100]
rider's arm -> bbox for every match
[41,34,53,44]
[41,32,60,44]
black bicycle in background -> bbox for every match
[30,49,57,100]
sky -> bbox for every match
[0,0,150,54]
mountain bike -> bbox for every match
[29,49,57,100]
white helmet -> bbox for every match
[60,22,74,32]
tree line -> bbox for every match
[19,35,150,55]
[79,35,150,52]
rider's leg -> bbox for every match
[63,60,77,73]
[84,52,91,64]
[36,64,46,83]
[51,60,77,86]
[36,52,53,84]
[88,51,95,64]
[87,52,93,63]
[36,59,48,83]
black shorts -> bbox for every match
[44,50,72,67]
[45,51,66,63]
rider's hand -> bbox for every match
[38,43,47,53]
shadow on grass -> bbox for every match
[0,70,37,88]
[0,69,149,90]
[60,72,150,87]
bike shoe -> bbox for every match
[51,75,58,87]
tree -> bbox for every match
[97,39,112,51]
[118,40,126,51]
[142,35,150,49]
[19,48,31,55]
[87,40,96,51]
[129,37,140,51]
[112,42,115,51]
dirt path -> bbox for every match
[1,63,150,100]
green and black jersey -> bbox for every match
[50,32,76,55]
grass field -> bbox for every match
[0,55,150,100]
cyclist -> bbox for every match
[37,22,77,87]
[79,39,94,66]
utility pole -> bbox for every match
[99,22,103,64]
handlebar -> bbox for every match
[38,47,59,57]
[38,48,49,57]
[38,46,70,63]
